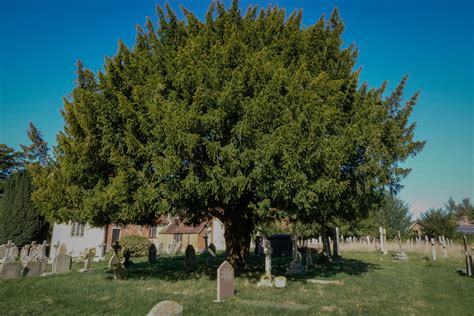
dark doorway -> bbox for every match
[112,228,121,245]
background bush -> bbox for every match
[119,235,152,257]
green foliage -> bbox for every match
[420,208,457,238]
[0,144,20,180]
[119,235,153,257]
[445,197,474,221]
[352,194,412,238]
[0,170,49,246]
[32,1,424,267]
[20,122,52,167]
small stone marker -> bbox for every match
[274,276,287,288]
[215,261,234,302]
[147,300,183,316]
[112,263,126,280]
[53,254,72,274]
[185,245,196,272]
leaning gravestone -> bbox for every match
[147,300,183,316]
[79,248,94,273]
[215,261,234,302]
[53,254,72,274]
[10,246,19,259]
[22,258,44,277]
[185,245,196,272]
[0,261,22,279]
[112,263,126,280]
[109,253,120,271]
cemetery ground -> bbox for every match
[1,251,472,315]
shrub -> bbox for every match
[119,235,152,257]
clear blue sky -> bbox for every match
[1,0,473,217]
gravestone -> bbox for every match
[58,244,68,255]
[394,231,408,261]
[10,246,19,259]
[52,241,60,258]
[53,254,72,274]
[112,262,126,280]
[215,261,234,302]
[22,258,44,277]
[274,276,287,288]
[257,238,273,287]
[148,244,157,263]
[431,238,437,261]
[109,253,120,270]
[147,300,183,316]
[185,245,196,272]
[286,236,304,275]
[123,249,132,268]
[333,227,340,257]
[0,244,6,258]
[441,236,448,258]
[79,248,94,272]
[0,261,22,279]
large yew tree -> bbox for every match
[32,1,424,268]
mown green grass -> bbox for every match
[1,251,472,315]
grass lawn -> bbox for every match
[1,251,472,315]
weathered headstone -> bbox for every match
[431,238,437,261]
[10,246,19,259]
[207,243,217,269]
[148,244,157,263]
[0,261,22,279]
[257,238,273,287]
[333,227,340,257]
[123,249,132,268]
[22,258,44,277]
[79,248,94,272]
[441,236,448,258]
[215,261,234,302]
[109,253,120,270]
[112,262,126,280]
[463,235,472,277]
[58,244,68,255]
[286,236,304,275]
[0,244,6,258]
[185,245,196,272]
[394,231,408,261]
[147,301,183,316]
[53,254,72,274]
[20,245,30,261]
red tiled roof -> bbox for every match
[160,221,208,234]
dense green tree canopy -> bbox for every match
[32,1,424,267]
[351,194,412,238]
[0,170,50,246]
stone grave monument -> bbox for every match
[215,261,234,302]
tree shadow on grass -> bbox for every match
[115,253,226,282]
[118,252,378,282]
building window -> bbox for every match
[71,222,85,237]
[174,234,183,242]
[150,226,157,238]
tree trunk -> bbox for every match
[223,207,253,270]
